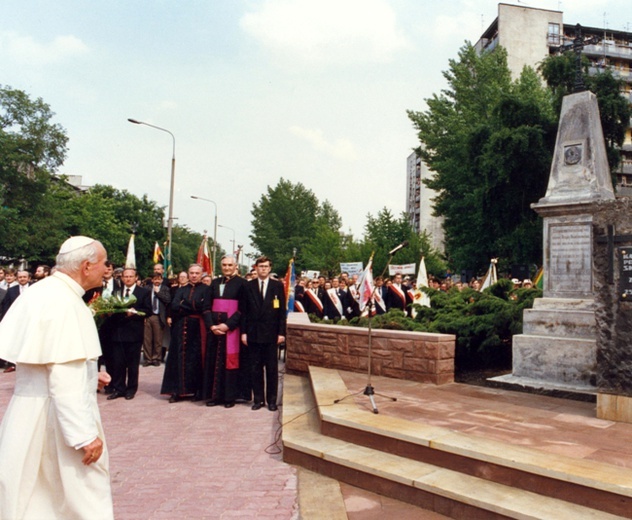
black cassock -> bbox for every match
[161,283,211,398]
[202,275,249,404]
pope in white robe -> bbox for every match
[0,237,114,520]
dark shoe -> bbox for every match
[152,361,161,366]
[206,401,220,407]
[107,391,124,400]
[251,402,264,411]
[104,385,114,395]
[142,361,151,367]
[268,403,278,412]
[168,394,180,403]
[224,402,235,408]
[4,366,16,373]
[125,392,135,400]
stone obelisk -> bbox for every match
[491,89,614,397]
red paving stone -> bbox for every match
[0,364,299,520]
[339,370,632,469]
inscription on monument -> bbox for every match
[619,247,632,301]
[549,224,592,292]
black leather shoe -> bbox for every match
[268,403,278,412]
[125,393,135,400]
[206,401,219,407]
[251,402,264,411]
[104,386,114,395]
[224,402,235,408]
[168,394,180,403]
[107,391,124,400]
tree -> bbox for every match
[0,85,69,261]
[250,178,342,273]
[539,53,632,176]
[64,185,166,276]
[408,44,555,274]
[363,208,445,278]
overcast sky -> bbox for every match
[2,0,630,259]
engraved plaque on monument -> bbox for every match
[548,223,592,294]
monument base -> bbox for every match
[504,297,597,396]
[488,373,596,402]
[597,393,632,423]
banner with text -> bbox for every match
[339,262,364,276]
[389,263,416,276]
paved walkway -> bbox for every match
[0,364,299,520]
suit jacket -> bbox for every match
[0,288,6,321]
[143,281,172,326]
[108,285,152,343]
[241,278,286,344]
[1,284,29,316]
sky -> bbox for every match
[1,0,630,261]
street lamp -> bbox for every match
[128,118,176,272]
[218,224,236,258]
[190,195,218,276]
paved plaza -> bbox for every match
[0,363,299,520]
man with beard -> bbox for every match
[161,264,211,403]
[203,255,248,408]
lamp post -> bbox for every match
[218,224,236,258]
[128,118,176,272]
[190,196,218,276]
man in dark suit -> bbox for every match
[240,256,286,412]
[142,273,171,366]
[106,268,151,400]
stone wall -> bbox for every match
[593,197,632,396]
[285,315,456,385]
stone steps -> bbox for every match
[282,366,632,519]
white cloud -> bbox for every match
[240,0,410,66]
[0,31,89,66]
[289,125,358,161]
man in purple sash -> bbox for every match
[203,255,248,408]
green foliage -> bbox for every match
[319,279,542,372]
[539,53,632,176]
[250,178,343,274]
[0,85,70,261]
[408,44,555,274]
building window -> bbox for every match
[548,23,560,45]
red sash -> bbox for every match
[212,298,240,370]
[304,289,324,313]
[390,284,406,307]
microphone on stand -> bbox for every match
[388,240,409,255]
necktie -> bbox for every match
[260,281,264,298]
[125,288,130,298]
[153,292,159,314]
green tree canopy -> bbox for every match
[250,178,342,273]
[408,44,556,274]
[0,85,70,261]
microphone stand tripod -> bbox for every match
[362,253,398,414]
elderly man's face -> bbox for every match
[153,264,164,276]
[221,258,237,277]
[85,244,108,290]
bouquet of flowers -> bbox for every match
[88,294,146,328]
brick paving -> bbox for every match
[0,364,299,520]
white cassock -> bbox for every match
[0,271,114,520]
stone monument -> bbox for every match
[491,89,614,396]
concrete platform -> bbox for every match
[283,366,632,518]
